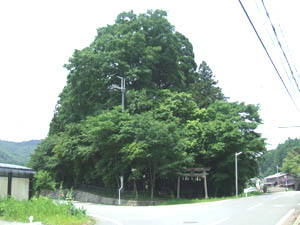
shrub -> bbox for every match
[33,170,56,196]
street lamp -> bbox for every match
[119,176,124,205]
[109,77,126,205]
[109,76,126,112]
[235,152,242,197]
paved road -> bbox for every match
[73,191,300,225]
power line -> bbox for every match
[254,0,294,93]
[254,0,300,103]
[278,126,300,129]
[238,0,300,111]
[278,23,300,85]
[260,0,300,93]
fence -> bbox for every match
[75,184,168,201]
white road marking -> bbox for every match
[275,208,295,225]
[275,204,285,208]
[246,203,263,211]
[297,203,300,206]
[207,217,230,225]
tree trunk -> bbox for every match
[150,169,156,200]
[134,180,138,199]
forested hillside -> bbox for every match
[0,140,41,166]
[259,138,300,177]
[29,10,266,197]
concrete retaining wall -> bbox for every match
[41,189,157,206]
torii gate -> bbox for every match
[177,167,211,199]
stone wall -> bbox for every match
[41,189,157,206]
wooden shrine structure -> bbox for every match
[177,167,211,199]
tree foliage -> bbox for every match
[281,147,300,176]
[30,10,265,198]
[259,138,300,177]
[33,170,56,196]
[49,10,204,134]
[183,101,264,195]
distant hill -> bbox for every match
[0,140,41,166]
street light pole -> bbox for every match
[108,77,126,204]
[235,152,242,197]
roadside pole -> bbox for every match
[235,152,242,197]
[119,176,124,205]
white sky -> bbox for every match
[1,0,300,149]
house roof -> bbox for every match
[264,173,287,180]
[0,163,35,178]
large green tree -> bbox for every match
[49,10,201,134]
[189,61,225,108]
[30,10,265,198]
[183,101,265,195]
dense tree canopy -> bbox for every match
[281,147,300,176]
[30,10,265,198]
[49,10,204,134]
[183,101,264,195]
[259,138,300,177]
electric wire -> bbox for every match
[254,0,294,89]
[238,0,300,111]
[278,126,300,129]
[278,23,300,82]
[261,0,300,93]
[254,0,276,46]
[254,0,300,102]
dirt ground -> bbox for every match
[283,209,300,225]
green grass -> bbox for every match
[0,196,93,225]
[242,191,264,197]
[156,196,232,205]
[157,191,265,206]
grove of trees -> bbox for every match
[260,138,300,177]
[29,10,266,198]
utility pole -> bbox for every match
[118,76,126,112]
[235,152,242,197]
[109,76,126,112]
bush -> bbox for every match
[0,202,5,216]
[33,170,56,196]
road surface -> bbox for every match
[74,191,300,225]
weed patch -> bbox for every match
[0,196,92,225]
[156,192,265,206]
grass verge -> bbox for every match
[0,196,93,225]
[157,191,264,206]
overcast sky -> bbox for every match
[1,0,300,149]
